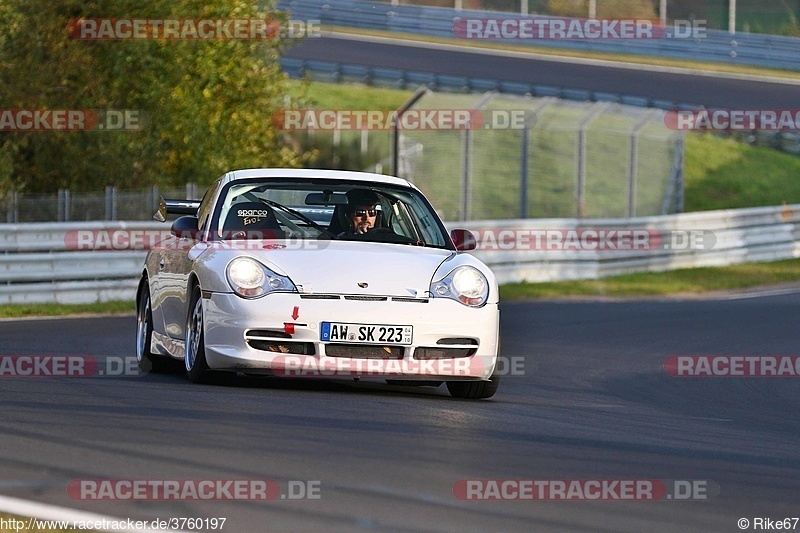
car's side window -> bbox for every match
[197,180,221,232]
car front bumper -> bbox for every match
[202,292,500,381]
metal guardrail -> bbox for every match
[280,57,703,110]
[279,0,800,70]
[2,204,799,303]
[0,222,154,305]
[460,205,800,284]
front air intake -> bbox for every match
[325,344,403,359]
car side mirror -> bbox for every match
[153,196,167,222]
[170,215,200,239]
[450,229,477,251]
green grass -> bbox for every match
[0,300,134,319]
[287,80,412,111]
[684,133,800,211]
[500,258,800,300]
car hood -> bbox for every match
[214,240,454,297]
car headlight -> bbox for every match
[226,257,296,298]
[430,266,489,307]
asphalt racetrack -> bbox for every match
[284,33,800,109]
[1,293,799,532]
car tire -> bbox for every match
[136,281,172,374]
[446,337,502,400]
[446,374,500,400]
[185,285,216,384]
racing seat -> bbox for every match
[222,202,285,239]
[327,205,350,235]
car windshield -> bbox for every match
[212,179,451,248]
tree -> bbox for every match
[0,0,309,194]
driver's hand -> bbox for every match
[356,222,371,234]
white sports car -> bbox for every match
[136,169,500,399]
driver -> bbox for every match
[345,189,381,235]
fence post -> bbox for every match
[6,191,16,223]
[458,92,500,221]
[150,185,159,215]
[360,129,368,156]
[58,189,72,222]
[186,182,198,200]
[460,127,472,221]
[105,187,111,221]
[520,126,529,219]
[65,189,71,221]
[104,186,118,221]
[627,109,657,218]
[519,97,555,219]
[391,86,428,177]
[675,135,685,213]
[627,134,638,219]
[661,134,686,215]
[575,102,608,218]
[333,128,341,167]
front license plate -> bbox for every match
[321,322,413,345]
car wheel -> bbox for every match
[185,285,214,383]
[136,281,172,373]
[446,374,500,400]
[446,337,502,400]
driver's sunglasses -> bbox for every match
[353,209,377,218]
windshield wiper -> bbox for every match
[258,198,338,239]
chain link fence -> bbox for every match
[1,91,684,223]
[295,128,393,173]
[1,184,200,223]
[393,90,684,221]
